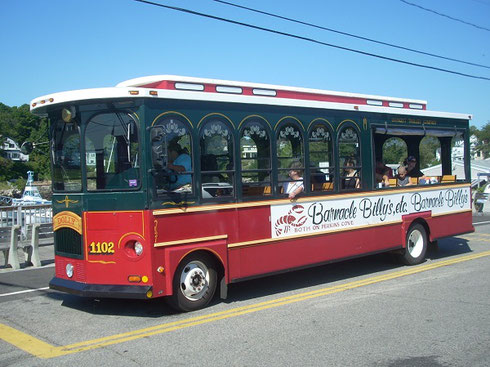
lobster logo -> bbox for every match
[274,204,307,236]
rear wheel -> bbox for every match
[168,252,217,312]
[400,223,427,265]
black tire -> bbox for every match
[167,252,217,312]
[399,223,427,265]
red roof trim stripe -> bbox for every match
[139,79,427,110]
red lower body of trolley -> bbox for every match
[49,205,473,303]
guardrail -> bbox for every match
[0,204,53,269]
[0,223,54,269]
[0,204,52,228]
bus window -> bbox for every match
[420,136,442,178]
[200,118,234,198]
[276,120,304,195]
[451,135,466,181]
[339,126,361,190]
[52,117,82,192]
[151,116,193,195]
[309,121,334,192]
[382,137,407,169]
[240,118,271,197]
[85,112,139,191]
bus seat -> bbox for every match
[312,182,334,191]
[440,175,456,183]
[242,185,272,196]
[388,178,397,187]
[409,177,419,185]
[322,182,334,190]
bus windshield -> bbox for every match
[85,111,140,191]
[52,117,82,192]
[51,109,140,192]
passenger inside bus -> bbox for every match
[201,154,224,183]
[404,156,425,178]
[342,158,360,189]
[395,166,412,186]
[375,160,393,187]
[285,161,304,199]
[167,140,192,190]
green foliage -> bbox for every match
[419,136,441,169]
[471,122,490,158]
[382,137,407,165]
[0,103,50,182]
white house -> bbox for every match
[0,137,29,162]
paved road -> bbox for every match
[0,221,489,366]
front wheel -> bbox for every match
[400,223,427,265]
[168,252,217,312]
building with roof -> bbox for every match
[0,137,29,162]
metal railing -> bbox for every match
[0,204,52,228]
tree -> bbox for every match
[0,103,50,182]
[472,121,490,158]
[419,136,440,169]
[382,137,407,165]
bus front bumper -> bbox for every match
[49,277,152,299]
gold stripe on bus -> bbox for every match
[154,234,228,248]
[228,220,403,249]
[153,183,470,216]
[87,260,116,265]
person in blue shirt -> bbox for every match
[167,141,191,190]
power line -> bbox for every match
[468,0,490,7]
[134,0,490,81]
[213,0,490,70]
[400,0,490,32]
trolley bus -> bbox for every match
[29,75,474,311]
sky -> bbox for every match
[1,0,489,127]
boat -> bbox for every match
[11,171,51,206]
[0,172,52,227]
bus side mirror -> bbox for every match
[21,142,34,154]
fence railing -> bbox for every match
[0,204,52,228]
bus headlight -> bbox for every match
[124,240,144,259]
[134,241,143,256]
[66,263,74,278]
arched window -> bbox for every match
[200,118,234,199]
[240,118,271,197]
[309,121,334,192]
[150,115,193,195]
[276,119,304,195]
[382,137,407,167]
[338,125,361,190]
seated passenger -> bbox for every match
[285,161,304,199]
[167,141,191,190]
[404,156,425,178]
[342,158,360,189]
[396,166,412,186]
[311,169,327,184]
[375,160,393,187]
[201,154,224,183]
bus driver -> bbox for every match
[167,140,192,190]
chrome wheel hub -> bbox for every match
[180,260,209,301]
